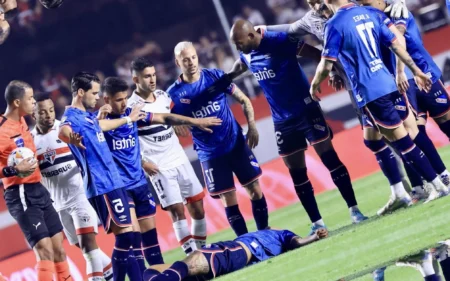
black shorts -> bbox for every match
[4,182,63,248]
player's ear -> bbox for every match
[132,75,139,85]
[77,88,84,97]
[174,58,180,68]
[103,96,109,104]
[12,98,20,108]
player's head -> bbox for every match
[101,77,129,115]
[356,0,375,6]
[174,41,199,76]
[306,0,324,12]
[33,92,55,130]
[131,57,157,93]
[4,80,35,116]
[230,19,261,54]
[1,0,18,20]
[71,71,101,110]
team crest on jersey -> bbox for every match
[314,124,326,131]
[180,99,191,104]
[43,149,56,165]
[80,213,90,223]
[251,161,260,168]
[395,105,406,111]
[436,98,447,104]
[13,136,25,148]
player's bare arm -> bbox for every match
[152,113,222,134]
[58,125,86,149]
[290,228,328,249]
[230,86,259,149]
[389,25,410,94]
[96,104,112,120]
[228,59,249,80]
[141,158,159,176]
[389,40,432,92]
[310,58,334,101]
[99,103,145,131]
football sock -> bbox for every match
[36,260,54,281]
[424,275,440,281]
[126,249,143,281]
[113,232,137,281]
[141,228,164,265]
[391,136,437,182]
[440,258,450,280]
[173,219,195,255]
[438,120,450,140]
[83,249,105,281]
[415,125,447,175]
[225,205,248,236]
[320,149,357,207]
[98,249,113,281]
[251,195,269,230]
[404,162,424,189]
[289,167,322,223]
[151,261,189,281]
[55,261,73,281]
[132,232,146,276]
[191,218,207,249]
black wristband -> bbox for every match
[2,166,18,177]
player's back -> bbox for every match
[324,3,397,107]
[167,68,241,161]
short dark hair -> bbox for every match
[34,92,52,103]
[101,77,129,97]
[4,80,31,105]
[130,57,154,74]
[71,72,100,95]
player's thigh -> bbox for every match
[274,122,308,161]
[229,136,262,188]
[71,200,99,249]
[219,190,239,207]
[58,207,78,246]
[417,80,450,121]
[402,109,420,138]
[363,126,383,141]
[50,231,66,262]
[200,155,235,199]
[152,169,184,209]
[177,162,205,204]
[128,185,156,229]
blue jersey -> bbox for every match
[234,229,297,262]
[101,108,152,190]
[167,68,242,162]
[60,107,124,198]
[322,4,398,108]
[393,12,442,83]
[239,31,312,124]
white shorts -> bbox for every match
[151,161,205,208]
[58,199,99,245]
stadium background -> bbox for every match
[0,0,449,278]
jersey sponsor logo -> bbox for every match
[43,149,56,165]
[253,67,276,81]
[112,135,136,150]
[250,241,259,249]
[41,163,73,177]
[180,99,191,104]
[369,59,383,73]
[192,101,221,118]
[118,215,128,222]
[304,97,312,105]
[153,131,174,142]
[13,136,24,148]
[251,161,260,168]
[436,98,447,104]
[314,124,326,131]
[97,132,106,143]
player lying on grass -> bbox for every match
[143,228,328,280]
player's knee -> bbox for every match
[79,233,98,253]
[319,149,343,171]
[52,244,67,263]
[363,139,386,153]
[243,180,262,200]
[289,167,311,192]
[282,151,306,170]
[219,191,238,207]
[34,240,54,261]
[168,204,187,221]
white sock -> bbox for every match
[421,253,436,277]
[313,219,324,226]
[191,218,207,249]
[413,185,426,195]
[83,249,105,281]
[173,219,195,255]
[349,206,359,212]
[440,170,450,184]
[390,182,407,198]
[98,248,113,280]
[431,177,444,190]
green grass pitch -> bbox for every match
[158,145,450,281]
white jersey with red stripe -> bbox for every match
[127,90,189,171]
[31,120,86,211]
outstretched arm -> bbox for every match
[228,59,249,80]
[99,104,146,131]
[290,228,328,249]
[310,58,334,101]
[152,113,222,133]
[230,86,258,149]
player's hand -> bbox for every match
[254,25,267,32]
[195,117,223,133]
[15,157,38,176]
[142,161,159,176]
[315,228,328,240]
[384,0,409,19]
[246,123,259,149]
[129,103,146,122]
[395,71,410,94]
[328,72,344,91]
[414,71,432,93]
[69,132,86,149]
[173,125,192,137]
[97,104,112,120]
[310,85,321,102]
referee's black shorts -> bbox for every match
[4,182,63,248]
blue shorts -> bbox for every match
[127,184,156,220]
[362,91,409,129]
[200,241,248,279]
[200,134,262,198]
[415,79,450,119]
[89,188,132,233]
[274,102,332,156]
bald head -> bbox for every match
[230,19,261,54]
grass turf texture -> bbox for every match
[157,146,450,281]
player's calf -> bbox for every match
[220,191,248,236]
[186,200,207,249]
[243,180,269,230]
[169,203,198,255]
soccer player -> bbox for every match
[58,72,146,281]
[0,81,72,281]
[167,42,269,237]
[228,19,367,233]
[309,1,448,202]
[143,228,328,280]
[0,11,10,45]
[128,57,208,255]
[98,77,221,271]
[31,92,113,281]
[395,250,444,281]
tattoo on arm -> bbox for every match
[391,44,418,73]
[184,252,210,276]
[232,87,255,124]
[164,114,191,126]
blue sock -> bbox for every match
[141,228,164,266]
[225,205,248,236]
[404,161,424,187]
[251,195,269,230]
[320,150,357,208]
[440,258,450,280]
[365,139,402,185]
[289,168,322,223]
[438,120,450,140]
[131,232,146,277]
[113,232,140,281]
[414,125,446,174]
[391,136,437,182]
[127,249,143,281]
[424,274,440,281]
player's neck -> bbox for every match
[373,0,387,11]
[71,98,86,112]
[4,107,22,121]
[182,71,201,84]
[36,123,52,134]
[136,89,155,102]
[334,0,352,12]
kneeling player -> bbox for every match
[143,228,328,280]
[32,93,112,281]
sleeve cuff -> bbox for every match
[322,56,338,62]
